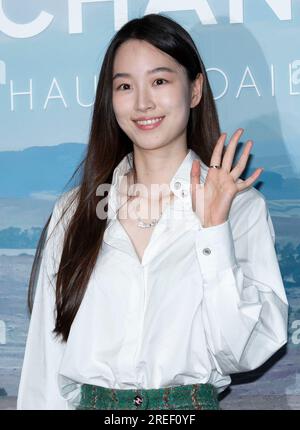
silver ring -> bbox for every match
[209,165,221,169]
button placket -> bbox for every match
[171,179,190,200]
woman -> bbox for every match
[17,14,288,410]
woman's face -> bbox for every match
[112,39,202,151]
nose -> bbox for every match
[134,85,155,112]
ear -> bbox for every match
[190,73,203,109]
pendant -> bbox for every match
[137,218,159,228]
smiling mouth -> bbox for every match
[133,116,165,130]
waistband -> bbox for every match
[77,382,220,410]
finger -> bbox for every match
[190,159,201,185]
[210,133,227,167]
[190,160,201,210]
[222,128,244,172]
[230,140,253,181]
[236,168,264,191]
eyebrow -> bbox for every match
[112,67,177,81]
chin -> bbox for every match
[132,140,172,152]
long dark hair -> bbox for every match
[28,13,223,342]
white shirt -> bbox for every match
[17,149,289,410]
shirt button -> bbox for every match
[134,394,143,406]
[202,247,211,256]
[174,181,181,189]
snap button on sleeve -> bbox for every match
[202,247,211,256]
[174,181,181,189]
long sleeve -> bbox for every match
[195,190,289,375]
[17,196,69,410]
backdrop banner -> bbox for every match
[0,0,299,410]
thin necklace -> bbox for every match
[138,218,160,228]
[133,195,164,229]
[136,200,162,229]
[128,169,172,229]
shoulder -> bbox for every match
[44,186,81,262]
[234,179,266,209]
[54,186,80,220]
[55,185,80,211]
[48,186,80,236]
[229,180,268,232]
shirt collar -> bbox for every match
[107,149,209,221]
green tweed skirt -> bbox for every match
[76,383,220,410]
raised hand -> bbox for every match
[190,128,264,228]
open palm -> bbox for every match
[190,128,264,228]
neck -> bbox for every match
[128,145,189,200]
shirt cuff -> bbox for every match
[195,220,238,278]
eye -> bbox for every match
[117,83,130,91]
[115,79,168,91]
[154,78,168,86]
